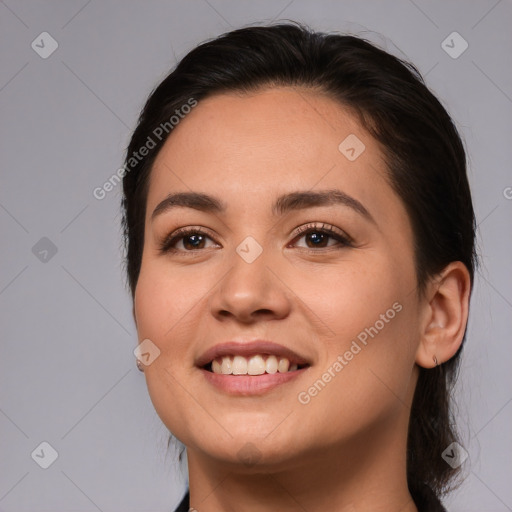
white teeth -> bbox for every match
[232,355,248,375]
[247,355,266,375]
[278,358,290,373]
[210,355,302,375]
[212,359,222,373]
[265,355,278,374]
[221,356,233,375]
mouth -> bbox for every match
[203,354,309,375]
[197,340,311,395]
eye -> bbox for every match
[159,222,352,255]
[290,223,352,250]
[158,227,219,253]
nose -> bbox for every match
[209,245,291,324]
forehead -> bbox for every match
[155,87,368,161]
[146,86,397,223]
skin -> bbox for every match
[133,87,471,512]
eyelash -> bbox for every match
[158,223,353,254]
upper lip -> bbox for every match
[196,340,311,368]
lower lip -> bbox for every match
[200,367,308,395]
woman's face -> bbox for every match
[134,87,423,468]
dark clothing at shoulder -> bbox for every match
[172,487,447,511]
[173,491,190,512]
[410,482,448,512]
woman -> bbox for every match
[122,22,476,511]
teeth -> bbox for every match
[210,355,302,375]
[278,358,290,373]
[221,356,232,374]
[212,359,222,373]
[232,355,248,375]
[247,355,266,375]
[266,355,278,374]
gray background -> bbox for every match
[1,1,511,510]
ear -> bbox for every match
[415,261,471,368]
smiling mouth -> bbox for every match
[203,354,310,375]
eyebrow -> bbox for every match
[151,189,375,224]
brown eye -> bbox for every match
[159,229,218,253]
[292,224,352,250]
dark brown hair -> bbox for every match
[121,21,476,505]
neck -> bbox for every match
[186,403,418,512]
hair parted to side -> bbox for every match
[121,21,476,505]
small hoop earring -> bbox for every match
[136,359,145,372]
[433,355,438,367]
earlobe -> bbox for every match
[415,261,471,368]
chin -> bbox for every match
[180,423,307,469]
[205,441,304,472]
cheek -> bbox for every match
[293,255,414,351]
[289,257,418,427]
[133,262,210,441]
[134,260,207,347]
